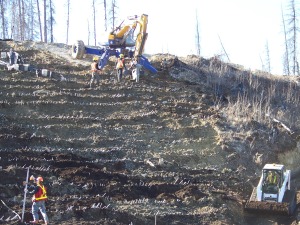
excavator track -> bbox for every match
[244,188,297,215]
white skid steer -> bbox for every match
[244,163,297,215]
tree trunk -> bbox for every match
[93,0,96,46]
[37,0,43,41]
[21,0,25,40]
[87,19,90,45]
[66,0,70,44]
[111,0,116,30]
[50,0,53,43]
[282,5,290,75]
[104,0,107,31]
[43,0,47,42]
[195,10,200,56]
[18,0,23,40]
[0,0,6,39]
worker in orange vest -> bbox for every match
[27,176,49,224]
[116,54,126,82]
[90,56,102,88]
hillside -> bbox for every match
[0,40,300,225]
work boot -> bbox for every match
[29,221,39,224]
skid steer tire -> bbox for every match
[71,40,85,59]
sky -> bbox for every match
[53,0,291,75]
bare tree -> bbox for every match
[43,0,47,42]
[218,35,230,62]
[21,0,26,40]
[87,19,90,45]
[0,0,7,39]
[110,0,118,31]
[103,0,107,31]
[10,0,18,39]
[92,0,96,46]
[37,0,43,41]
[286,0,299,75]
[49,0,54,42]
[195,10,201,56]
[282,4,290,75]
[264,41,271,73]
[66,0,70,44]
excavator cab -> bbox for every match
[108,22,136,48]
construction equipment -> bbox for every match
[71,14,157,75]
[244,163,297,215]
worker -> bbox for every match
[116,54,126,82]
[129,58,142,82]
[90,56,101,88]
[7,48,16,65]
[27,176,49,225]
[161,58,168,71]
[267,171,278,185]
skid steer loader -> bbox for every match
[244,163,297,215]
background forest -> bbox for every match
[1,0,300,75]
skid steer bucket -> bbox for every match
[244,188,297,216]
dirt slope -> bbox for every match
[0,41,299,225]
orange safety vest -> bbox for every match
[116,58,124,69]
[91,62,98,72]
[33,184,48,202]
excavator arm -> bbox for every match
[134,14,148,58]
[132,14,157,73]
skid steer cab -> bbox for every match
[244,163,297,215]
[71,14,157,77]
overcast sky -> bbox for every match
[53,0,292,75]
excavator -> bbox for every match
[244,163,297,215]
[71,14,157,75]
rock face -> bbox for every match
[0,41,299,225]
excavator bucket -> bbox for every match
[244,188,297,216]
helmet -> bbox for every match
[36,177,43,182]
[93,56,98,61]
[119,54,124,58]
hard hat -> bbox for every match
[119,54,124,58]
[93,56,98,61]
[36,177,43,182]
[29,175,35,181]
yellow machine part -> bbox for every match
[114,25,131,38]
[134,14,148,57]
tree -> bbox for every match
[87,19,90,45]
[92,0,97,46]
[66,0,70,44]
[103,0,107,31]
[43,0,47,42]
[0,0,7,39]
[49,0,54,43]
[218,35,230,62]
[282,4,290,75]
[195,10,201,56]
[37,0,43,41]
[286,0,299,75]
[110,0,118,31]
[264,41,271,73]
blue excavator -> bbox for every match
[71,14,157,74]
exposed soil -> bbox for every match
[0,41,299,225]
